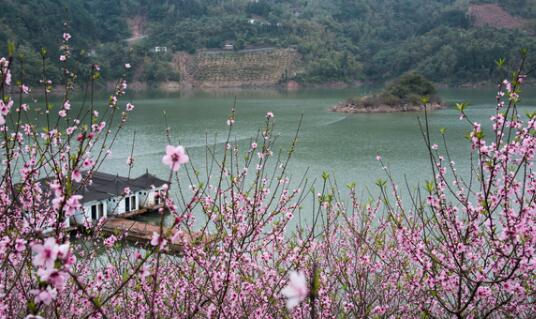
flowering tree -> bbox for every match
[0,32,534,319]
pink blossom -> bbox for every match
[63,33,71,41]
[82,158,94,168]
[125,63,131,69]
[151,232,167,250]
[126,103,135,111]
[31,286,57,305]
[4,70,11,86]
[71,169,82,183]
[32,238,60,269]
[1,57,11,85]
[104,235,117,248]
[503,79,512,92]
[15,239,26,252]
[66,126,76,135]
[281,271,308,310]
[63,100,71,110]
[59,55,66,62]
[56,242,70,260]
[64,195,83,217]
[266,112,274,118]
[58,110,67,118]
[162,145,189,171]
[37,267,68,290]
[372,305,387,315]
[0,99,13,115]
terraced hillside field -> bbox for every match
[468,4,526,30]
[175,48,299,89]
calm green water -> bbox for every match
[88,87,535,223]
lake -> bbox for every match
[89,87,535,224]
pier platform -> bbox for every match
[102,217,203,253]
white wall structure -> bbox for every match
[106,194,139,215]
[137,187,163,208]
[73,200,107,225]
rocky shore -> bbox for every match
[331,101,444,113]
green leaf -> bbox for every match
[375,178,386,188]
[312,266,321,296]
[7,40,15,57]
[520,48,528,58]
[27,300,37,312]
[455,102,468,112]
[424,180,434,193]
[421,96,430,105]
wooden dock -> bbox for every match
[117,204,164,219]
[118,208,148,219]
[102,217,205,253]
[102,218,182,252]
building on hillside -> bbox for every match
[151,46,168,53]
[223,43,234,50]
[248,15,271,26]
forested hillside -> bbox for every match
[1,0,535,86]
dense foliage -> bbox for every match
[1,1,536,85]
[385,73,440,105]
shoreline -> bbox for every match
[14,79,535,97]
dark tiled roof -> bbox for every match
[36,170,168,204]
[131,171,168,189]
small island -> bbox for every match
[332,73,444,113]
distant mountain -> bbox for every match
[1,0,535,87]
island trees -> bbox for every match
[333,72,443,113]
